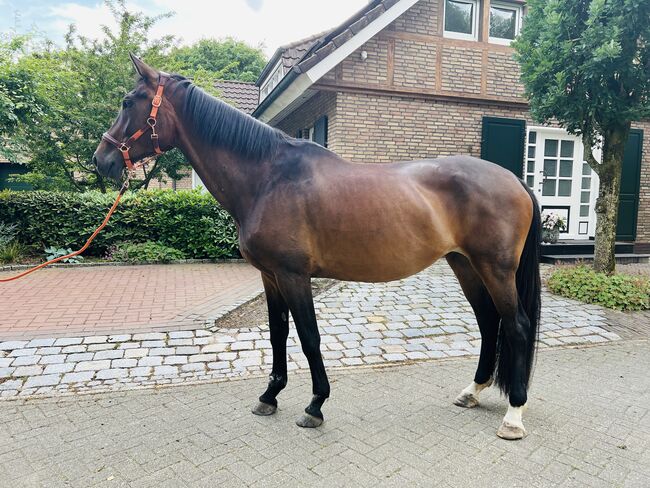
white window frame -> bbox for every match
[488,1,523,45]
[443,0,480,41]
[259,60,285,102]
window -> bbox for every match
[259,62,285,102]
[444,0,479,40]
[489,2,522,44]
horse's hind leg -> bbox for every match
[252,273,289,416]
[472,258,531,440]
[446,253,499,408]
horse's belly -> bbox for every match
[314,227,452,282]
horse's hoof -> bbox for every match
[454,392,479,408]
[497,421,527,440]
[296,412,323,428]
[251,401,277,416]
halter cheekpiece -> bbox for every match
[102,73,170,171]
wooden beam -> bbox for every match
[313,81,529,108]
[387,38,395,87]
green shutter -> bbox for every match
[481,117,526,178]
[313,116,328,148]
[616,129,643,241]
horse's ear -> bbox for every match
[129,53,157,82]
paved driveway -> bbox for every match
[1,339,648,487]
[0,263,263,340]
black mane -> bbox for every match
[176,75,288,161]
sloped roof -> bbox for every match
[214,80,259,114]
[254,0,412,121]
[256,0,399,87]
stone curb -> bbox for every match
[0,258,247,272]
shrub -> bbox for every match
[547,265,650,311]
[108,242,186,263]
[0,241,25,264]
[0,189,239,259]
[0,221,18,249]
[44,246,83,264]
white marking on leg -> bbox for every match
[461,379,492,400]
[503,403,526,429]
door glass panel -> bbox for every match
[527,146,535,158]
[527,161,534,172]
[559,160,573,177]
[544,139,558,157]
[581,177,591,189]
[580,191,590,203]
[528,131,536,143]
[544,159,557,176]
[560,140,574,158]
[526,175,534,187]
[542,180,556,196]
[582,163,591,175]
[558,180,572,196]
[580,205,590,217]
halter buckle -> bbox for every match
[152,95,162,107]
[119,143,130,153]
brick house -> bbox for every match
[243,0,649,253]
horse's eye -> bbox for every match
[122,99,133,109]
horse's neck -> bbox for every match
[175,127,265,223]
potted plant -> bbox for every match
[541,213,567,243]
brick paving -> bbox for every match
[0,263,621,399]
[0,263,263,340]
[1,339,648,487]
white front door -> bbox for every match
[524,128,599,239]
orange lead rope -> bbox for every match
[0,178,130,283]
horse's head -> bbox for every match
[93,54,178,181]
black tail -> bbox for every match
[495,181,542,395]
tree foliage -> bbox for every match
[166,38,266,83]
[513,0,650,273]
[0,0,267,192]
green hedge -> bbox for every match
[0,189,239,259]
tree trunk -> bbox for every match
[591,124,630,274]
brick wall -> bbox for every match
[275,91,337,144]
[320,0,526,104]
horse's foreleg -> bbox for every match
[275,273,330,428]
[252,273,289,416]
[446,253,499,408]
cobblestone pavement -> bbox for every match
[0,263,621,399]
[1,339,648,487]
[0,263,263,340]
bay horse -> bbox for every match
[93,55,541,440]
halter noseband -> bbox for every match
[102,73,170,171]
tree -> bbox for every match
[513,0,650,273]
[1,1,267,192]
[165,38,266,83]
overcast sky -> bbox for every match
[0,0,370,57]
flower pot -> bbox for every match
[542,228,560,244]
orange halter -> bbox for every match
[102,73,169,171]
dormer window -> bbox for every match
[443,0,479,41]
[260,62,285,102]
[489,2,523,44]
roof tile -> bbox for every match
[214,80,259,114]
